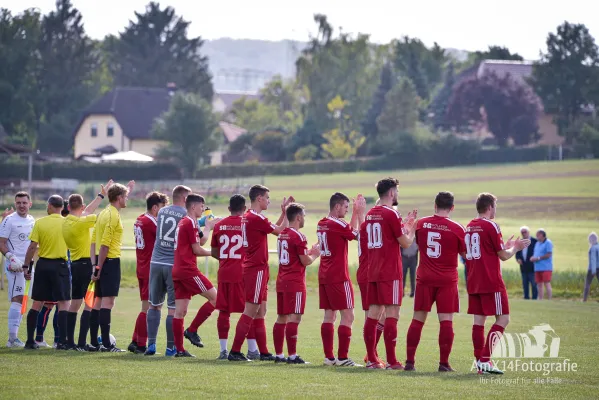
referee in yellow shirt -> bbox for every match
[23,195,69,350]
[91,181,134,352]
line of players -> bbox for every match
[129,178,530,373]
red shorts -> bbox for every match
[358,282,369,311]
[173,273,214,300]
[368,280,402,307]
[137,277,149,301]
[414,284,459,314]
[319,281,355,310]
[216,282,245,313]
[468,290,510,316]
[243,268,268,304]
[535,271,552,283]
[277,291,306,315]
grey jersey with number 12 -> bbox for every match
[150,205,187,266]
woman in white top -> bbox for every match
[583,232,599,302]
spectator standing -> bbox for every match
[583,232,599,302]
[531,229,553,300]
[401,240,418,298]
[515,226,537,300]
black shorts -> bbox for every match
[71,258,92,300]
[96,258,121,298]
[32,258,70,302]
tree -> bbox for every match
[447,71,542,146]
[321,95,365,159]
[105,2,213,100]
[429,62,456,131]
[376,78,419,136]
[530,22,599,140]
[472,45,524,62]
[252,129,287,162]
[152,92,218,177]
[361,63,394,137]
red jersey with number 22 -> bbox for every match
[466,218,505,294]
[317,217,358,284]
[211,215,244,283]
[134,213,157,279]
[276,228,308,292]
[242,210,275,272]
[172,216,200,280]
[366,205,404,282]
[356,221,369,284]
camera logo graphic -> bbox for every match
[491,323,560,358]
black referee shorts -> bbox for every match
[96,258,121,298]
[32,258,70,302]
[71,258,92,300]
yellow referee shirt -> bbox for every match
[62,214,97,261]
[94,204,123,259]
[29,214,67,260]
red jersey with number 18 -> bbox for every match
[172,216,200,280]
[211,215,244,283]
[415,215,466,286]
[276,227,308,292]
[465,218,506,294]
[366,205,404,282]
[356,221,369,284]
[242,210,276,271]
[317,217,358,284]
[134,213,157,279]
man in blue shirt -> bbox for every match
[531,229,553,300]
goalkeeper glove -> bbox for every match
[6,252,24,273]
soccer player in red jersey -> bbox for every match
[128,191,169,354]
[404,192,466,372]
[363,178,417,370]
[317,192,365,367]
[210,194,247,360]
[228,185,293,362]
[273,203,320,364]
[466,193,530,374]
[171,194,217,358]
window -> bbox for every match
[107,122,114,137]
[91,123,98,137]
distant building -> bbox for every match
[212,90,260,114]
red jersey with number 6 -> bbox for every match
[366,205,404,282]
[276,227,308,292]
[134,213,157,279]
[465,218,506,294]
[242,210,276,271]
[317,216,358,284]
[356,221,369,284]
[172,216,200,280]
[415,215,466,287]
[211,215,244,283]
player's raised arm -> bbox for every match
[271,196,294,235]
[299,243,321,266]
[82,179,113,216]
[349,194,366,230]
[398,209,418,248]
[498,236,531,261]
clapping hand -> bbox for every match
[281,196,295,212]
[2,207,14,219]
[126,180,136,193]
[206,217,223,231]
[404,209,419,229]
[309,243,321,257]
[100,179,114,196]
[353,194,366,214]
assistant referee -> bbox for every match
[23,195,69,350]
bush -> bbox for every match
[294,145,319,161]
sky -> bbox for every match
[3,0,599,60]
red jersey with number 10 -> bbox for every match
[172,216,200,280]
[134,213,157,279]
[211,215,244,283]
[317,216,358,284]
[356,221,369,284]
[415,215,466,286]
[465,218,506,294]
[366,205,404,282]
[276,228,308,292]
[242,210,275,272]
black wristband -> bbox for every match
[199,230,204,239]
[97,193,105,199]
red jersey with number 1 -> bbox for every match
[356,221,369,284]
[172,216,200,280]
[317,216,358,284]
[211,215,244,283]
[366,205,404,282]
[415,215,466,287]
[242,210,276,272]
[276,228,308,292]
[466,218,506,294]
[134,213,157,279]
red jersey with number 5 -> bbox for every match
[366,205,404,282]
[134,213,157,279]
[317,217,358,284]
[415,215,466,286]
[356,221,369,284]
[465,218,505,294]
[211,215,244,283]
[276,227,308,292]
[242,210,276,272]
[172,216,200,280]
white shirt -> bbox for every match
[0,213,35,264]
[522,246,528,260]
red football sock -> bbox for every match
[375,322,384,357]
[321,322,335,359]
[286,322,299,356]
[383,317,399,365]
[254,318,270,354]
[135,312,148,347]
[472,324,485,361]
[217,311,230,340]
[406,319,424,363]
[480,324,505,363]
[231,314,253,353]
[247,320,256,340]
[173,317,185,353]
[337,325,352,359]
[363,317,378,363]
[439,320,454,365]
[273,322,286,355]
[187,302,216,333]
[131,321,138,343]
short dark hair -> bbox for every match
[229,194,246,213]
[286,202,305,222]
[108,184,128,203]
[48,194,64,209]
[537,229,547,238]
[172,185,192,203]
[15,192,30,201]
[146,191,169,211]
[249,185,269,202]
[185,193,205,209]
[329,192,350,211]
[435,191,454,210]
[376,177,399,197]
[68,194,84,211]
[61,200,69,217]
[476,193,497,214]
